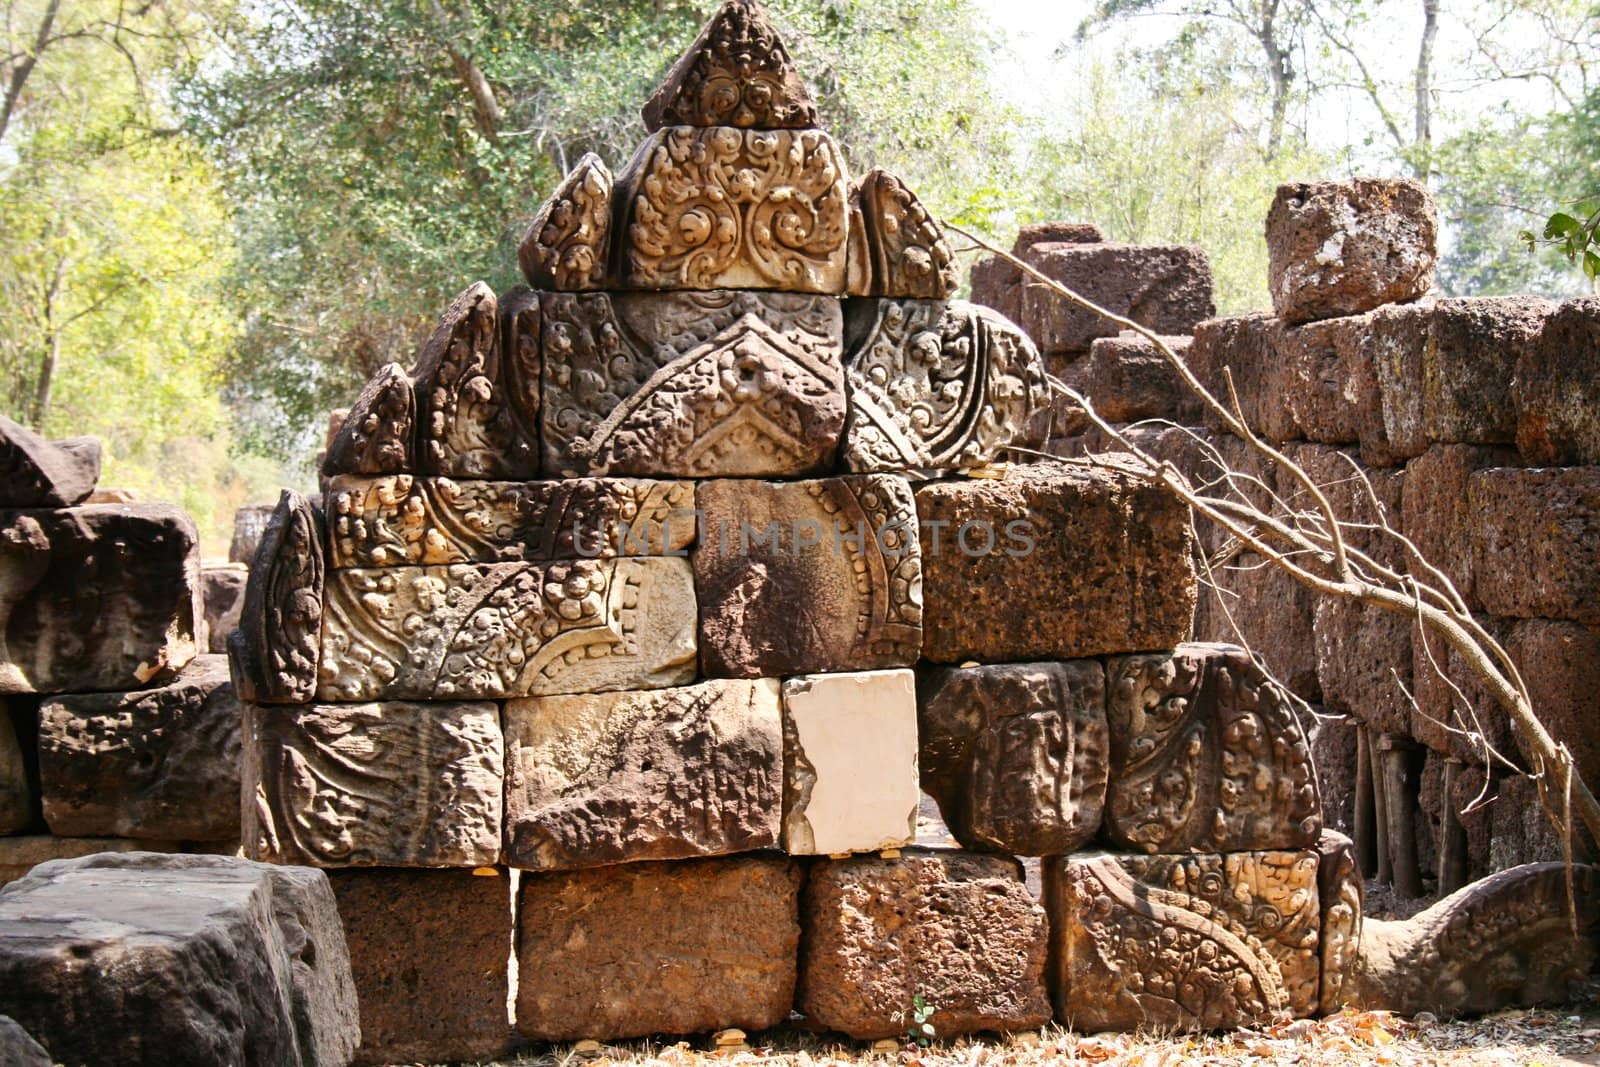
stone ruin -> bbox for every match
[0,3,1598,1064]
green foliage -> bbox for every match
[906,993,937,1045]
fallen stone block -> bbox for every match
[1346,862,1600,1016]
[516,854,801,1041]
[202,562,247,655]
[1266,178,1436,325]
[38,655,241,841]
[0,416,100,508]
[1017,243,1214,356]
[798,850,1051,1040]
[0,504,202,695]
[0,836,179,889]
[230,490,323,704]
[782,669,918,856]
[1469,466,1600,625]
[328,868,511,1066]
[916,460,1195,663]
[1402,445,1520,613]
[1044,849,1320,1030]
[504,679,782,871]
[1104,642,1320,853]
[1316,830,1363,1015]
[0,852,357,1067]
[695,475,921,676]
[243,700,502,868]
[1076,332,1201,425]
[917,659,1108,855]
[0,1015,48,1067]
[541,290,846,478]
[640,0,819,131]
[317,556,697,701]
[1516,296,1600,465]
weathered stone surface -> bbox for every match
[1018,243,1215,356]
[0,1015,48,1066]
[1307,712,1358,835]
[968,224,1104,322]
[0,836,180,889]
[1104,643,1320,853]
[326,475,696,568]
[1188,314,1301,443]
[614,126,849,293]
[1076,332,1200,424]
[230,502,276,564]
[0,852,358,1067]
[0,504,201,695]
[917,460,1196,664]
[1516,296,1600,465]
[541,290,846,477]
[1489,775,1566,869]
[504,679,781,871]
[318,556,696,701]
[1469,466,1600,625]
[1266,178,1437,325]
[1402,445,1520,613]
[799,850,1051,1040]
[1410,614,1513,764]
[917,660,1108,856]
[1275,311,1377,446]
[38,656,240,841]
[1505,619,1600,789]
[412,282,540,479]
[782,669,917,856]
[695,475,920,676]
[641,0,819,132]
[517,854,801,1041]
[1347,862,1600,1015]
[243,700,502,868]
[847,169,959,298]
[202,562,246,655]
[1193,550,1322,701]
[841,298,1049,472]
[519,153,612,291]
[328,868,510,1067]
[1317,830,1363,1014]
[231,490,323,704]
[0,417,99,509]
[0,702,28,835]
[321,364,414,477]
[1045,849,1321,1031]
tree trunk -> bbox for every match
[1412,0,1439,178]
[1258,0,1293,159]
[0,0,64,145]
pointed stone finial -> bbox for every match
[642,0,819,131]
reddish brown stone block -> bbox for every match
[1506,618,1600,789]
[1402,445,1520,612]
[1469,466,1600,625]
[1188,314,1299,443]
[1017,244,1214,355]
[1516,297,1600,465]
[1077,333,1201,424]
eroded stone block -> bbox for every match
[317,557,696,701]
[798,850,1051,1039]
[695,475,921,676]
[841,298,1049,472]
[1317,830,1363,1014]
[541,290,846,477]
[0,416,99,508]
[243,700,502,868]
[39,655,241,841]
[1402,445,1520,613]
[1045,849,1320,1031]
[519,154,612,291]
[1469,466,1600,625]
[1077,332,1200,424]
[641,0,819,131]
[1506,619,1600,789]
[322,364,414,477]
[230,490,323,704]
[326,475,696,568]
[1266,178,1437,325]
[917,660,1108,856]
[0,836,179,889]
[1276,312,1375,447]
[1193,550,1320,701]
[1105,643,1320,853]
[505,679,781,871]
[847,169,959,298]
[516,854,801,1041]
[203,562,247,654]
[916,461,1195,663]
[328,868,511,1066]
[1516,296,1600,465]
[1410,614,1513,764]
[782,669,917,856]
[1018,243,1215,355]
[1188,314,1300,443]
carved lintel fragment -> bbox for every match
[848,169,959,299]
[1317,829,1363,1015]
[323,363,415,477]
[519,154,613,291]
[229,490,323,704]
[641,0,819,132]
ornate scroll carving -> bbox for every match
[617,126,849,293]
[842,298,1051,472]
[243,700,502,867]
[641,0,819,131]
[1317,829,1363,1014]
[1104,642,1321,853]
[316,557,697,701]
[848,169,959,298]
[412,282,539,478]
[326,475,696,568]
[231,490,324,704]
[1045,849,1321,1032]
[322,363,414,477]
[518,154,613,291]
[540,290,845,477]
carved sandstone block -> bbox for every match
[694,475,921,676]
[1045,850,1320,1031]
[322,363,414,477]
[516,855,802,1041]
[0,415,99,507]
[841,298,1049,472]
[917,659,1108,856]
[847,169,959,298]
[504,678,782,871]
[316,557,696,702]
[519,154,612,291]
[326,475,696,568]
[541,289,845,477]
[614,126,849,293]
[781,669,918,856]
[230,490,323,704]
[38,655,241,842]
[1317,830,1363,1014]
[916,461,1195,664]
[1469,466,1600,625]
[0,504,202,695]
[798,850,1052,1040]
[1104,643,1320,854]
[641,0,819,131]
[1517,296,1600,464]
[242,700,503,868]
